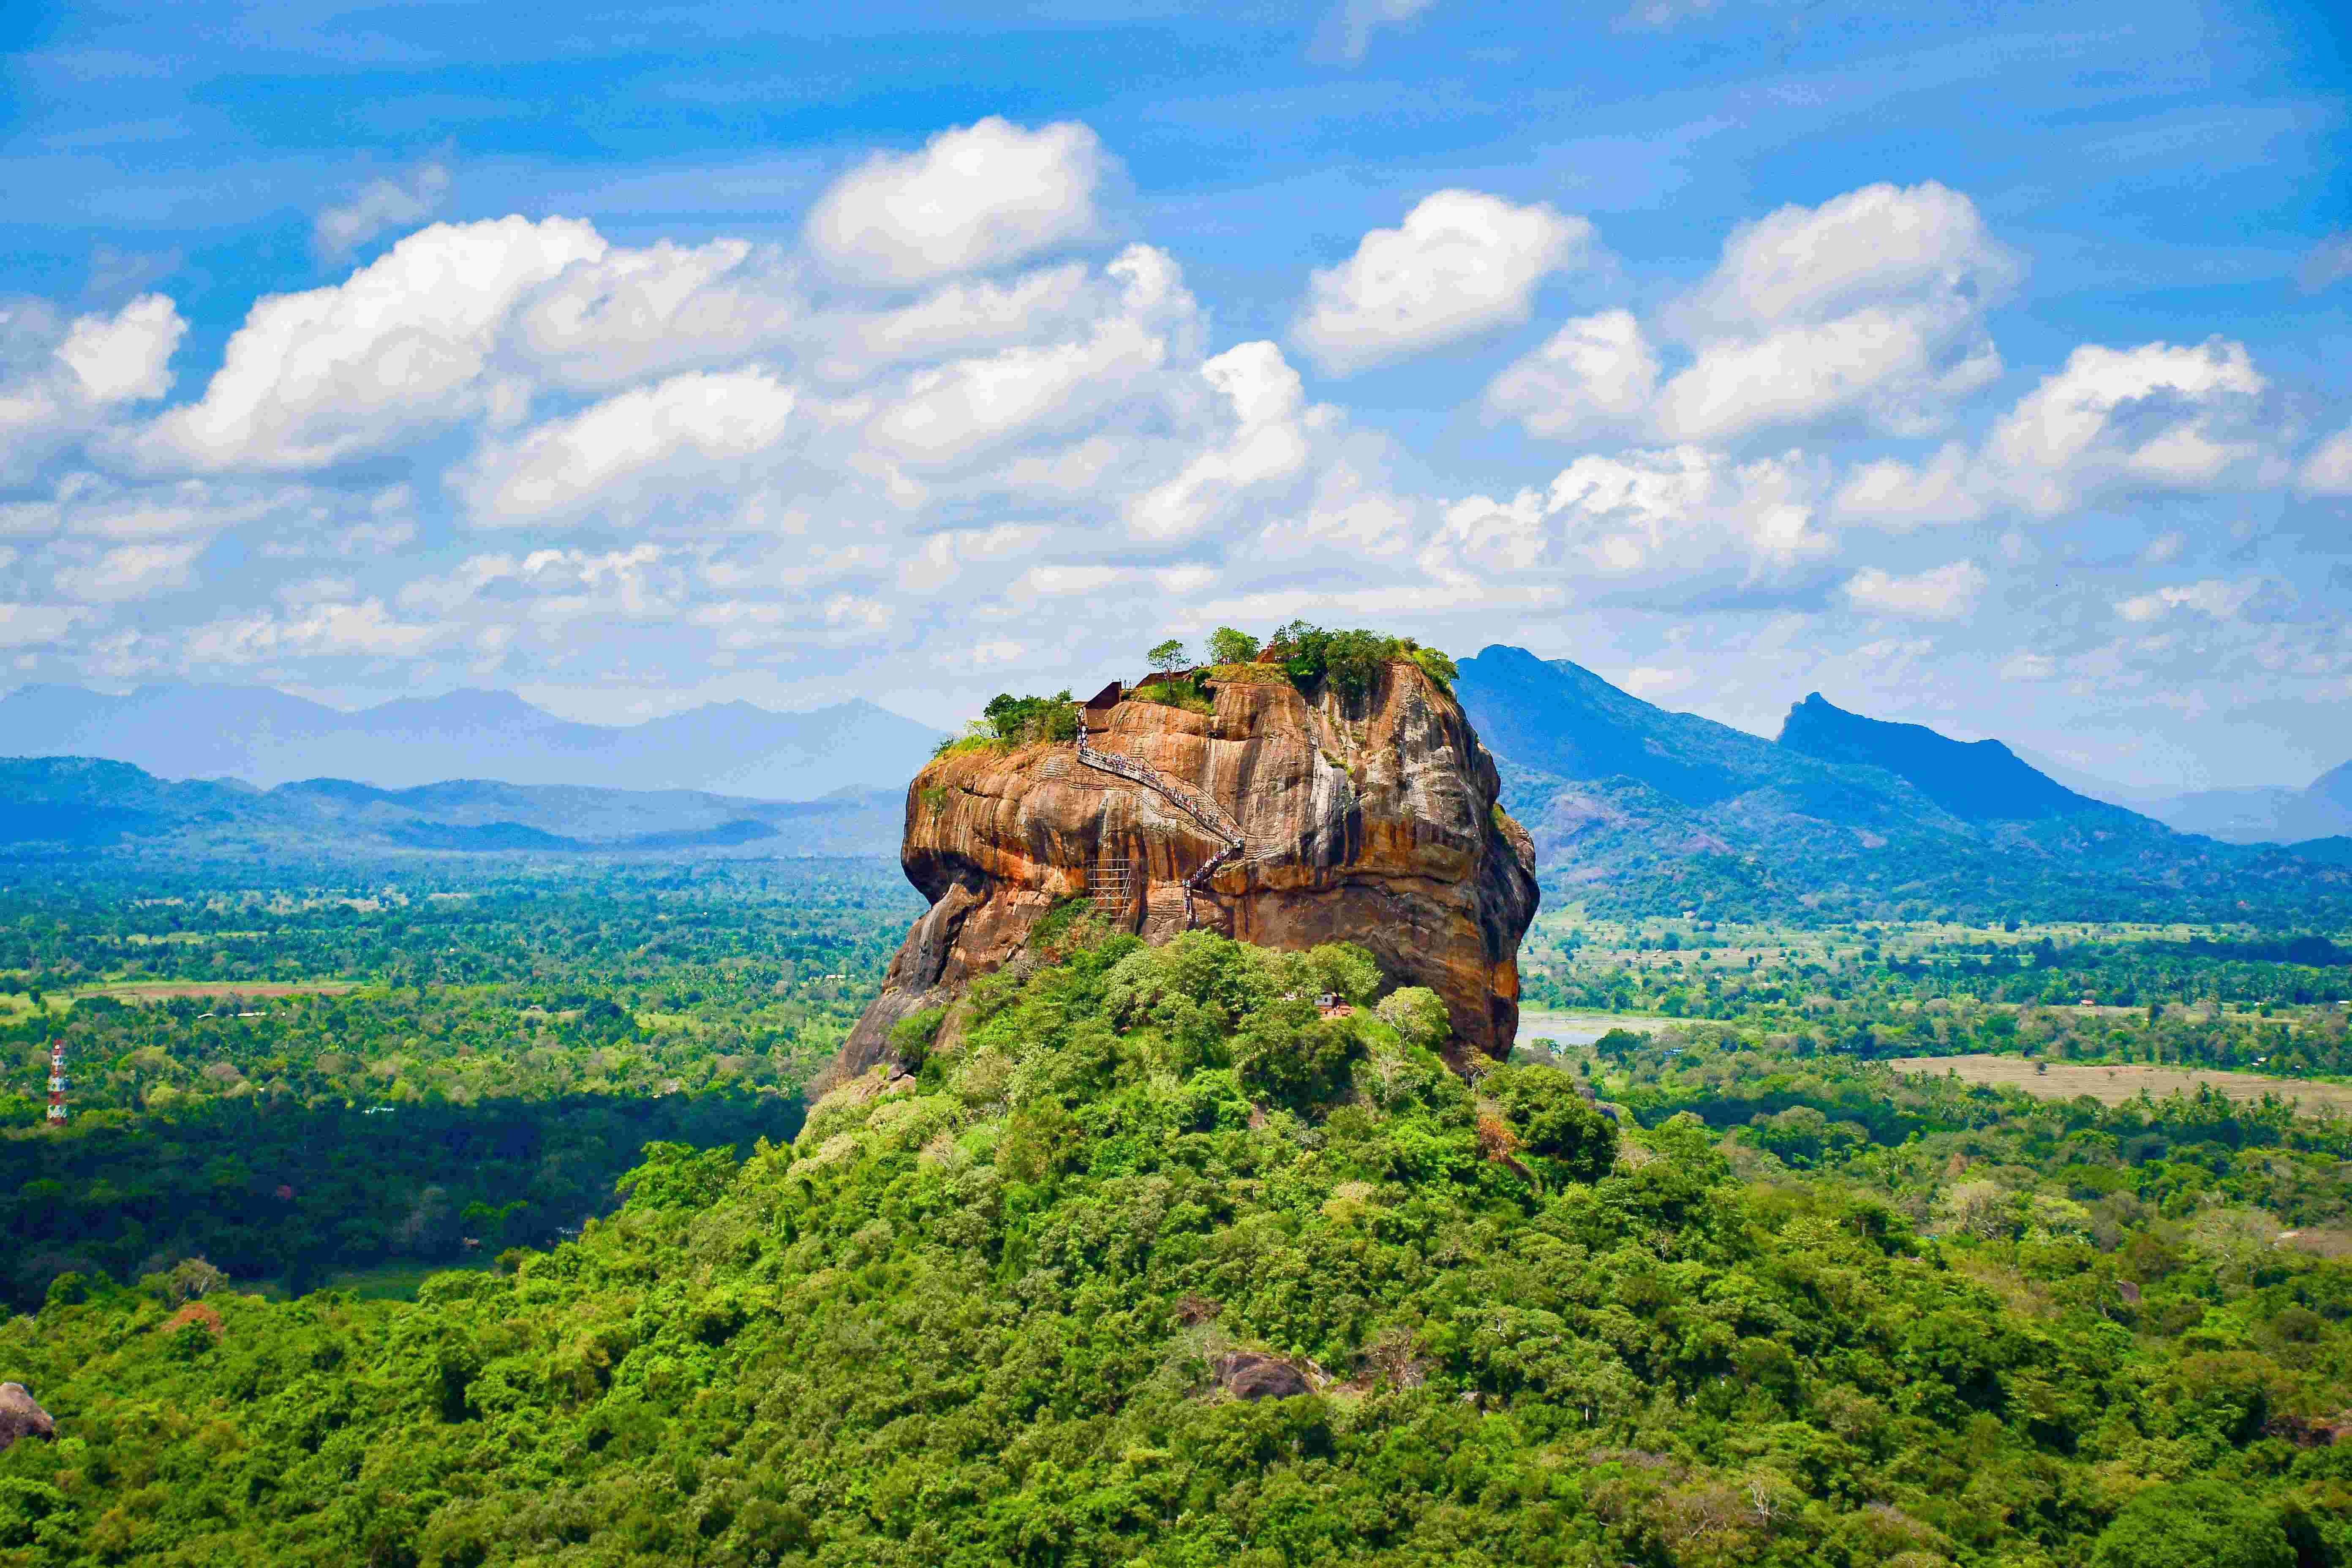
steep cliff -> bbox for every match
[836,660,1537,1075]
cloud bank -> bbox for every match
[0,118,2343,770]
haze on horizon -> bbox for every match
[1,0,2347,794]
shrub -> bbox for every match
[1207,626,1260,664]
[1234,1007,1363,1111]
[1265,621,1455,699]
[983,691,1078,745]
[1305,942,1383,1007]
[1129,675,1214,714]
[1486,1064,1618,1181]
[888,1006,948,1071]
[2090,1479,2292,1568]
[1376,987,1452,1052]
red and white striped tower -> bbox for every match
[46,1040,65,1124]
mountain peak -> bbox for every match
[1776,693,2098,823]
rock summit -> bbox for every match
[838,658,1537,1075]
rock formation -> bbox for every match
[0,1383,55,1452]
[836,659,1537,1075]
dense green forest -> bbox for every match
[0,861,918,1313]
[0,858,917,993]
[1522,913,2352,1080]
[4,921,2348,1566]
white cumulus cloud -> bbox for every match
[1658,181,2018,442]
[1318,0,1437,62]
[1985,338,2268,513]
[1483,309,1659,439]
[57,295,186,404]
[513,238,801,391]
[314,161,452,260]
[184,598,444,664]
[1127,341,1312,542]
[1841,559,1985,620]
[0,604,89,647]
[1832,443,1985,527]
[52,540,202,603]
[146,216,607,471]
[2115,578,2259,623]
[464,368,800,524]
[804,118,1109,288]
[1292,190,1593,375]
[1427,445,1829,592]
[2298,427,2352,495]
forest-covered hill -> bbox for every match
[2,925,2345,1567]
[0,757,900,859]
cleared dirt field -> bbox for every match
[79,981,361,1003]
[1887,1054,2352,1116]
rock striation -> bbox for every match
[836,659,1537,1075]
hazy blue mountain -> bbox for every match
[1775,692,2111,823]
[1452,644,2348,922]
[2310,758,2352,815]
[2005,747,2170,808]
[1997,746,2352,845]
[2118,757,2352,846]
[0,757,901,859]
[0,682,944,799]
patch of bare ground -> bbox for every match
[1886,1054,2352,1116]
[87,981,359,1002]
[2278,1228,2352,1259]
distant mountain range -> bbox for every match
[2006,746,2352,846]
[1452,645,2350,922]
[3,656,2346,920]
[2130,771,2352,846]
[0,757,902,860]
[0,683,945,799]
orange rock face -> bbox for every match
[836,660,1538,1075]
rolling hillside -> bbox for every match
[1454,645,2351,922]
[0,757,901,860]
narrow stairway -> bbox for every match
[1076,731,1247,925]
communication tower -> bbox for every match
[47,1040,65,1124]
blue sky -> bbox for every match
[1,0,2347,790]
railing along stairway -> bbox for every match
[1076,728,1247,926]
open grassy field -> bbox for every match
[84,980,362,1004]
[0,979,367,1021]
[1514,1009,1661,1046]
[245,1258,493,1304]
[1886,1053,2352,1116]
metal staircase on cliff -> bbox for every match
[1076,730,1248,926]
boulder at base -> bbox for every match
[0,1383,55,1451]
[1215,1352,1313,1402]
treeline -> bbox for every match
[0,983,858,1127]
[2,930,2344,1565]
[3,1091,803,1313]
[0,857,918,991]
[0,860,913,1315]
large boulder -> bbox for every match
[0,1383,54,1451]
[1214,1351,1312,1402]
[837,659,1537,1075]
